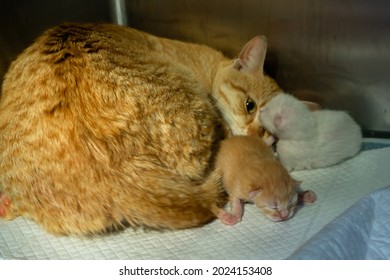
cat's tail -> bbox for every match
[115,169,228,230]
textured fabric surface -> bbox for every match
[289,186,390,259]
[1,139,390,260]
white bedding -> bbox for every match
[1,139,390,260]
[289,186,390,259]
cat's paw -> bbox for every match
[0,192,11,217]
[263,135,276,146]
[218,210,241,226]
[298,190,317,205]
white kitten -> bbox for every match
[259,93,362,171]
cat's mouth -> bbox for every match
[263,191,317,222]
[270,210,294,222]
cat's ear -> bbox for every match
[303,101,321,111]
[273,112,286,130]
[233,35,267,76]
[248,188,262,200]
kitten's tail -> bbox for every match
[116,169,228,230]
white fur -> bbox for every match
[259,93,362,171]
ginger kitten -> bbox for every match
[214,136,316,225]
[0,23,280,235]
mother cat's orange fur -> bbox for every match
[0,23,280,235]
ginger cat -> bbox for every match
[0,23,280,235]
[214,136,316,225]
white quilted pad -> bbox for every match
[289,186,390,259]
[1,139,390,260]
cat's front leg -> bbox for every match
[298,190,317,204]
[217,197,243,226]
[218,210,240,226]
[263,134,276,146]
[229,197,244,219]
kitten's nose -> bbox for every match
[279,210,289,220]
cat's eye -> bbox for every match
[288,199,298,209]
[246,98,256,114]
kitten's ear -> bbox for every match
[302,101,321,111]
[233,35,267,76]
[248,188,262,200]
[273,112,286,130]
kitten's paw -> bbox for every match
[263,135,276,146]
[0,192,11,217]
[218,210,241,226]
[298,190,317,205]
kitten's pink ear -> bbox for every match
[273,112,286,130]
[302,101,321,111]
[248,188,262,200]
[233,35,267,76]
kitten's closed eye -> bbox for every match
[254,193,299,222]
[289,196,298,207]
[257,205,293,222]
[271,199,297,212]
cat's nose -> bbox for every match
[279,210,289,220]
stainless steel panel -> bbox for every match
[0,0,112,81]
[126,0,390,136]
[1,0,389,136]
